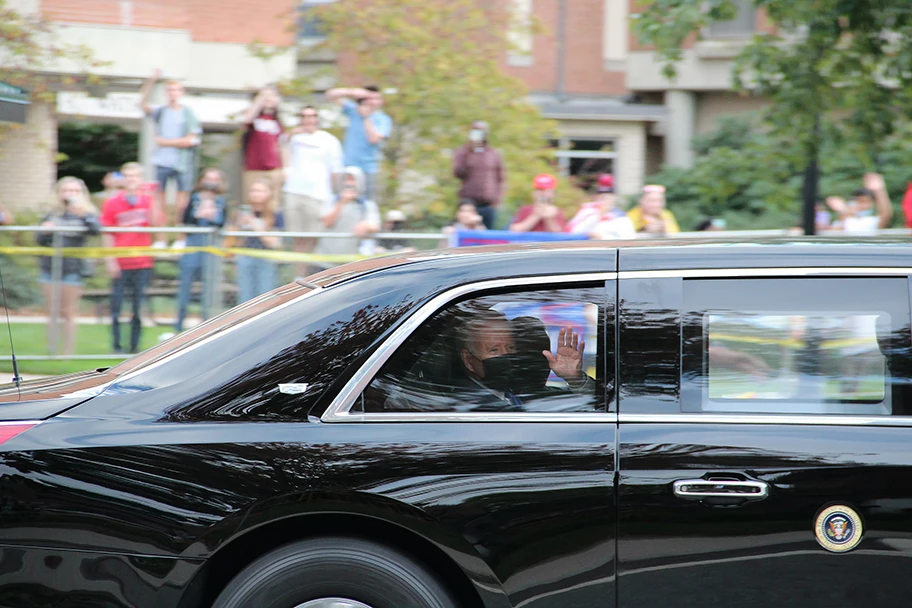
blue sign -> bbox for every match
[452,229,588,248]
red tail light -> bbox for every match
[0,423,37,446]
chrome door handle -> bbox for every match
[673,479,769,500]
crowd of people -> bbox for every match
[18,71,912,356]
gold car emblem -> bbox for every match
[815,505,863,553]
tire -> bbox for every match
[212,536,459,608]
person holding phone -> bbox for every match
[174,168,227,332]
[227,179,285,303]
[36,177,101,355]
[314,166,380,259]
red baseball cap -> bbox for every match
[597,174,614,188]
[533,173,557,190]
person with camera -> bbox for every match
[36,177,101,356]
[314,166,380,260]
[227,178,285,304]
[174,168,227,332]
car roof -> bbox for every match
[303,237,912,288]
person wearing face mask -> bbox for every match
[452,121,505,229]
[509,174,567,233]
[174,168,227,332]
[455,310,589,411]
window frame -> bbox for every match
[617,267,912,426]
[321,273,618,423]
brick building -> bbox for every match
[1,0,298,212]
[1,0,766,211]
[500,0,767,193]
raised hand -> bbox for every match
[542,327,584,382]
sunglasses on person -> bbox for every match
[301,112,318,118]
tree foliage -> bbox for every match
[57,123,139,192]
[647,114,912,230]
[0,0,100,100]
[304,0,558,224]
[633,0,912,166]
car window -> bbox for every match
[359,286,610,413]
[681,278,912,416]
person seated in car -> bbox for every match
[508,315,595,398]
[456,310,591,410]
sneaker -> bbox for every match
[171,240,186,250]
[152,241,167,249]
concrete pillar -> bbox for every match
[138,82,165,182]
[665,90,697,169]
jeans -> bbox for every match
[236,255,278,304]
[175,252,208,332]
[460,198,497,229]
[111,267,151,353]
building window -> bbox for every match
[552,138,617,190]
[299,0,335,42]
[705,0,755,38]
[507,0,534,67]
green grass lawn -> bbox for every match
[0,323,165,376]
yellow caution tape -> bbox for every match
[713,333,879,350]
[0,246,366,264]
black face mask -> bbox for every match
[476,354,516,393]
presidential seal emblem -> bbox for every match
[815,505,863,553]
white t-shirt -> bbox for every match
[841,215,880,235]
[283,130,344,201]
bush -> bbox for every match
[646,114,912,230]
[0,255,40,310]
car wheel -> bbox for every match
[212,536,459,608]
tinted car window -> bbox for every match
[682,278,912,415]
[360,286,609,413]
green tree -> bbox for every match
[647,114,912,230]
[57,123,139,191]
[303,0,558,225]
[0,0,100,143]
[633,0,912,231]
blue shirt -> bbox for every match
[342,99,392,175]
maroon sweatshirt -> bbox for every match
[453,144,505,206]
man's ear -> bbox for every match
[460,349,473,372]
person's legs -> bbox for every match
[236,256,255,304]
[40,282,57,353]
[253,258,278,297]
[128,268,151,353]
[475,203,496,230]
[60,283,82,357]
[155,166,177,244]
[175,254,195,332]
[269,168,285,213]
[110,273,126,352]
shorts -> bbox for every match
[243,169,284,212]
[39,271,83,286]
[156,165,193,192]
[283,192,324,233]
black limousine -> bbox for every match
[1,239,911,608]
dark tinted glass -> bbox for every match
[682,278,912,415]
[361,286,609,413]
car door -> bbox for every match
[617,270,912,608]
[322,274,618,608]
